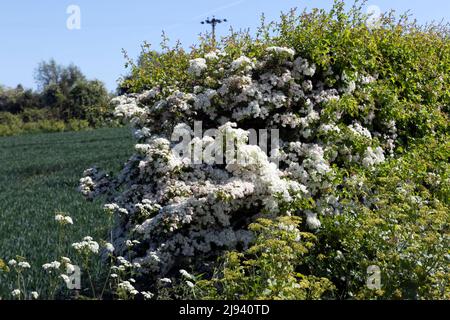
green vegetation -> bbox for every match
[114,0,449,299]
[0,127,134,296]
[0,59,114,137]
[0,1,448,300]
[196,216,336,300]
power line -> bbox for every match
[201,16,227,45]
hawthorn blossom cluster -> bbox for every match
[79,46,397,284]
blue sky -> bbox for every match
[1,0,450,92]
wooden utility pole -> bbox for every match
[201,16,227,46]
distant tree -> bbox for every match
[1,59,111,128]
[34,59,62,91]
[34,59,85,93]
[41,83,66,117]
[0,85,40,114]
[34,60,109,122]
[67,80,109,125]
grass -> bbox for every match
[0,127,134,297]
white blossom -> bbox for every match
[141,291,154,299]
[104,242,115,253]
[18,261,31,269]
[188,58,207,76]
[42,261,61,271]
[78,45,392,285]
[72,237,100,254]
[55,214,73,226]
[266,46,295,59]
[11,289,21,297]
[306,211,321,230]
[179,269,194,280]
[231,56,255,72]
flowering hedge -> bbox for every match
[79,2,449,299]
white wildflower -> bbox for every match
[141,291,154,300]
[72,237,99,254]
[159,278,172,284]
[11,289,21,297]
[61,257,71,264]
[104,242,115,253]
[18,261,31,269]
[42,261,61,271]
[55,214,73,226]
[179,269,195,280]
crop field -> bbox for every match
[0,127,134,295]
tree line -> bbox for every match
[0,59,114,135]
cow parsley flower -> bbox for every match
[141,291,154,299]
[179,269,194,280]
[11,289,21,297]
[118,281,139,296]
[18,261,31,269]
[42,261,61,271]
[72,237,100,254]
[55,214,73,226]
[61,257,71,264]
[159,278,172,284]
[104,242,115,253]
[104,203,119,213]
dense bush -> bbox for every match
[196,216,335,299]
[0,85,41,114]
[77,1,449,300]
[0,112,93,136]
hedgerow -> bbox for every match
[76,1,449,300]
[1,0,448,300]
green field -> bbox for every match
[0,127,134,296]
